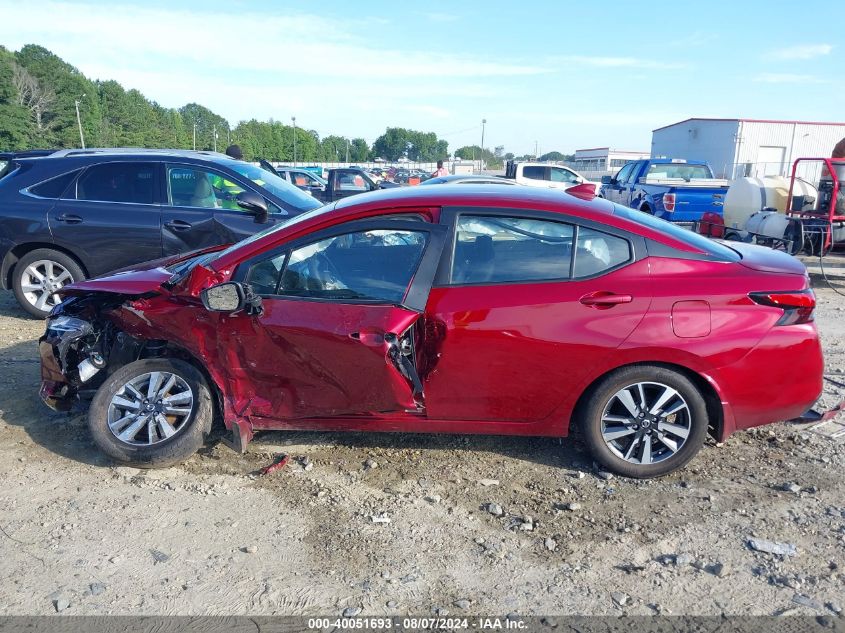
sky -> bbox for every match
[1,0,843,156]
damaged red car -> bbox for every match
[39,186,824,478]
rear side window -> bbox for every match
[28,170,81,199]
[76,163,156,204]
[522,166,546,181]
[452,215,633,284]
[452,216,574,284]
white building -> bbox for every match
[572,147,650,173]
[651,118,845,179]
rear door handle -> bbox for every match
[55,214,83,224]
[580,292,633,308]
[164,220,192,231]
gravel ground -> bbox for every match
[0,271,844,617]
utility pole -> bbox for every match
[74,95,86,149]
[213,125,217,153]
[480,118,486,170]
[346,138,350,163]
[193,123,197,151]
[291,116,297,166]
[534,140,538,160]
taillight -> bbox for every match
[749,290,816,325]
[663,193,676,212]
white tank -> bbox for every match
[723,176,817,232]
[745,211,792,240]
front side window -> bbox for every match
[452,215,574,284]
[614,163,634,183]
[522,165,546,181]
[168,166,246,210]
[246,229,428,303]
[573,227,632,278]
[550,167,580,184]
[76,162,156,204]
[224,160,321,211]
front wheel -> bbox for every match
[579,365,708,478]
[88,358,214,468]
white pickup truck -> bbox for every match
[501,161,599,194]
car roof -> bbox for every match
[211,184,718,271]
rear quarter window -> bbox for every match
[28,170,81,199]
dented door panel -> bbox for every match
[217,301,423,420]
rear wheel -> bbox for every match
[580,365,708,478]
[12,249,85,318]
[88,358,213,468]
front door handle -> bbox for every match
[580,292,633,308]
[164,220,192,231]
[55,214,83,224]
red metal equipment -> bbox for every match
[786,158,845,254]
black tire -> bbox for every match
[88,358,214,468]
[579,365,708,478]
[12,248,86,319]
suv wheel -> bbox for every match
[12,249,85,318]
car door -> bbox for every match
[220,219,447,420]
[621,161,644,207]
[47,161,163,277]
[160,163,280,256]
[422,209,651,424]
[604,163,633,204]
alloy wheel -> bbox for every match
[107,371,195,446]
[600,381,692,465]
[20,260,74,312]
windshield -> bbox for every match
[210,202,338,262]
[612,204,740,261]
[645,163,712,180]
[222,160,322,212]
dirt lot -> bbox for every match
[1,273,844,618]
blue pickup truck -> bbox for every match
[599,159,729,224]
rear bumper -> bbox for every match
[713,323,823,436]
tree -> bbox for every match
[538,151,574,162]
[12,63,56,141]
[0,47,31,149]
[454,145,503,169]
[373,127,447,162]
[179,103,230,151]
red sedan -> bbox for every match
[39,186,823,478]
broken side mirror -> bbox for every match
[201,282,263,315]
[236,191,269,223]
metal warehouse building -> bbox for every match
[572,147,649,173]
[651,118,845,179]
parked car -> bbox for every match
[266,165,328,197]
[599,159,729,224]
[39,185,822,478]
[420,174,518,186]
[0,148,321,318]
[503,160,597,194]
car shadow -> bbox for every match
[1,331,593,473]
[225,425,593,474]
[0,290,33,319]
[0,338,109,467]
